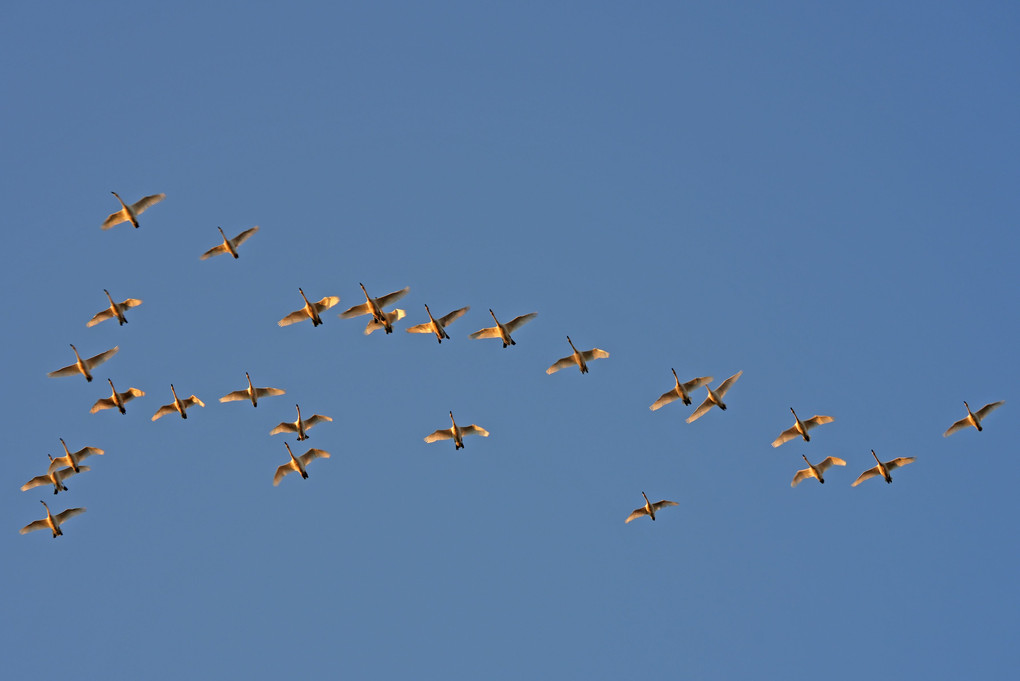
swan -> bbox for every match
[278,288,340,327]
[943,400,1005,437]
[469,309,537,347]
[22,457,90,494]
[424,411,489,450]
[771,408,835,447]
[91,378,145,414]
[686,371,743,423]
[49,438,104,473]
[270,404,332,441]
[200,226,259,260]
[20,500,86,537]
[47,344,118,382]
[339,283,410,334]
[101,191,165,230]
[546,336,610,374]
[274,442,331,486]
[219,372,285,408]
[791,455,846,487]
[625,492,679,523]
[405,304,470,343]
[151,384,205,421]
[87,289,142,327]
[852,450,916,487]
[649,369,713,410]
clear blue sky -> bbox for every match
[4,2,1017,679]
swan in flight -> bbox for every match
[151,385,205,421]
[274,442,330,486]
[22,457,90,494]
[424,411,489,450]
[625,492,679,523]
[50,438,104,473]
[852,450,916,487]
[771,408,835,447]
[546,336,610,375]
[87,289,142,327]
[47,344,118,383]
[469,309,537,347]
[791,455,846,487]
[200,226,259,260]
[339,283,410,334]
[91,378,144,414]
[687,371,743,423]
[270,404,332,441]
[20,500,86,538]
[219,372,285,408]
[943,400,1005,437]
[278,288,340,327]
[101,191,165,230]
[649,369,713,410]
[405,304,470,343]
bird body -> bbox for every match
[944,400,1005,437]
[687,371,743,423]
[48,344,118,382]
[201,226,259,260]
[791,455,846,487]
[152,384,205,421]
[772,408,835,447]
[219,372,285,408]
[625,492,678,523]
[469,309,537,347]
[87,289,142,327]
[270,404,332,441]
[852,450,915,487]
[650,369,713,410]
[424,411,489,450]
[273,442,330,486]
[20,500,86,537]
[91,378,144,414]
[406,304,470,343]
[278,288,339,327]
[546,336,610,375]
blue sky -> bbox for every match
[4,2,1018,678]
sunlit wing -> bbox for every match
[546,356,576,374]
[300,449,331,465]
[885,457,915,471]
[314,296,340,313]
[651,500,678,512]
[220,390,249,403]
[469,326,502,339]
[151,404,177,421]
[625,507,650,524]
[791,468,817,487]
[87,308,116,327]
[375,287,409,308]
[55,507,86,523]
[74,446,104,460]
[20,519,51,534]
[273,462,297,486]
[131,193,165,214]
[47,456,71,473]
[461,425,489,437]
[363,309,405,335]
[90,397,116,413]
[439,306,470,325]
[505,312,537,332]
[278,309,309,326]
[681,376,713,392]
[582,349,610,362]
[254,387,285,398]
[48,363,81,378]
[425,428,455,443]
[200,243,229,260]
[183,396,205,409]
[714,371,743,398]
[817,457,846,473]
[121,298,143,309]
[650,389,680,411]
[975,401,1005,420]
[405,322,434,334]
[686,397,715,423]
[101,208,130,230]
[804,415,835,429]
[270,422,299,435]
[942,417,971,437]
[125,388,145,399]
[20,474,53,491]
[231,226,259,247]
[340,301,372,318]
[59,465,89,480]
[771,426,801,448]
[851,466,881,487]
[87,346,119,368]
[304,415,332,428]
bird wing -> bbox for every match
[581,349,610,362]
[48,363,82,378]
[340,301,372,318]
[90,397,116,413]
[87,346,119,368]
[804,415,835,429]
[20,474,53,491]
[851,466,881,487]
[151,404,176,421]
[650,389,680,411]
[975,401,1005,420]
[714,371,743,398]
[680,376,713,392]
[817,457,847,472]
[424,428,455,443]
[75,446,104,460]
[101,208,130,230]
[125,388,145,399]
[546,356,576,375]
[300,449,331,465]
[439,306,470,325]
[405,322,434,334]
[55,507,86,523]
[270,422,299,436]
[314,296,340,313]
[231,226,259,247]
[254,387,286,398]
[121,298,143,309]
[278,309,309,326]
[184,396,205,409]
[686,397,715,423]
[943,416,971,437]
[651,500,678,512]
[375,287,410,309]
[200,243,229,260]
[791,468,816,487]
[505,312,537,332]
[130,193,166,214]
[461,425,489,437]
[625,507,650,523]
[885,457,915,472]
[304,415,332,428]
[469,326,502,339]
[20,519,50,534]
[273,463,296,486]
[219,390,249,403]
[87,308,116,327]
[771,426,801,448]
[58,465,88,480]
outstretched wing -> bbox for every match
[273,463,296,486]
[625,507,649,524]
[87,308,116,327]
[151,404,176,421]
[885,457,915,472]
[546,356,575,375]
[130,193,166,215]
[270,422,299,436]
[278,309,309,326]
[200,243,229,260]
[804,415,835,430]
[791,468,816,487]
[231,226,259,247]
[254,387,286,399]
[405,322,434,334]
[121,298,143,310]
[101,208,130,230]
[680,376,713,392]
[125,388,145,400]
[424,428,455,443]
[220,390,250,403]
[184,396,205,409]
[651,500,678,513]
[581,349,609,362]
[943,416,971,437]
[817,456,846,473]
[650,389,680,411]
[314,296,340,313]
[48,362,81,378]
[505,312,537,332]
[87,346,119,368]
[714,371,743,398]
[851,465,881,487]
[299,449,331,465]
[20,474,53,492]
[90,397,116,413]
[304,414,332,428]
[340,301,372,318]
[771,426,801,448]
[439,306,470,326]
[55,507,87,523]
[686,397,715,424]
[469,326,502,340]
[20,519,51,534]
[975,401,1005,420]
[461,425,489,438]
[375,287,409,309]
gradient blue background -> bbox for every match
[4,2,1017,678]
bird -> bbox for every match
[469,309,537,347]
[200,226,260,260]
[771,408,835,447]
[20,500,86,538]
[278,288,340,327]
[91,378,144,414]
[47,344,118,382]
[405,304,470,343]
[546,336,610,374]
[101,191,165,230]
[22,457,90,495]
[791,455,846,487]
[943,400,1005,437]
[219,372,285,408]
[625,492,679,523]
[424,411,489,450]
[687,371,743,423]
[274,442,330,486]
[49,438,104,473]
[87,289,143,327]
[151,384,205,421]
[852,450,916,487]
[339,283,410,334]
[649,369,713,410]
[270,404,332,441]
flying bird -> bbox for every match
[101,191,165,230]
[546,336,609,375]
[791,455,846,487]
[87,289,142,327]
[625,492,678,523]
[424,411,489,450]
[151,384,205,421]
[200,226,260,260]
[943,400,1005,437]
[47,344,118,383]
[469,309,537,347]
[273,442,331,486]
[687,371,743,423]
[270,404,332,441]
[405,304,470,343]
[91,378,144,414]
[20,500,86,538]
[49,438,104,473]
[219,372,285,408]
[649,369,713,410]
[278,288,340,327]
[852,450,916,487]
[339,283,410,334]
[22,457,90,495]
[771,408,835,447]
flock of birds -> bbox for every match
[18,191,1008,536]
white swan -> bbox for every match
[625,492,678,523]
[405,304,470,343]
[546,336,609,374]
[278,288,340,327]
[469,309,537,347]
[791,455,846,487]
[424,411,489,450]
[49,438,104,473]
[649,369,713,410]
[87,289,142,327]
[852,450,916,487]
[48,344,118,382]
[91,378,144,414]
[219,372,285,408]
[771,408,835,447]
[20,500,86,537]
[687,371,743,423]
[339,283,410,334]
[200,226,259,260]
[101,191,165,230]
[943,400,1005,437]
[23,457,90,495]
[151,384,205,421]
[274,442,331,486]
[270,404,332,441]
